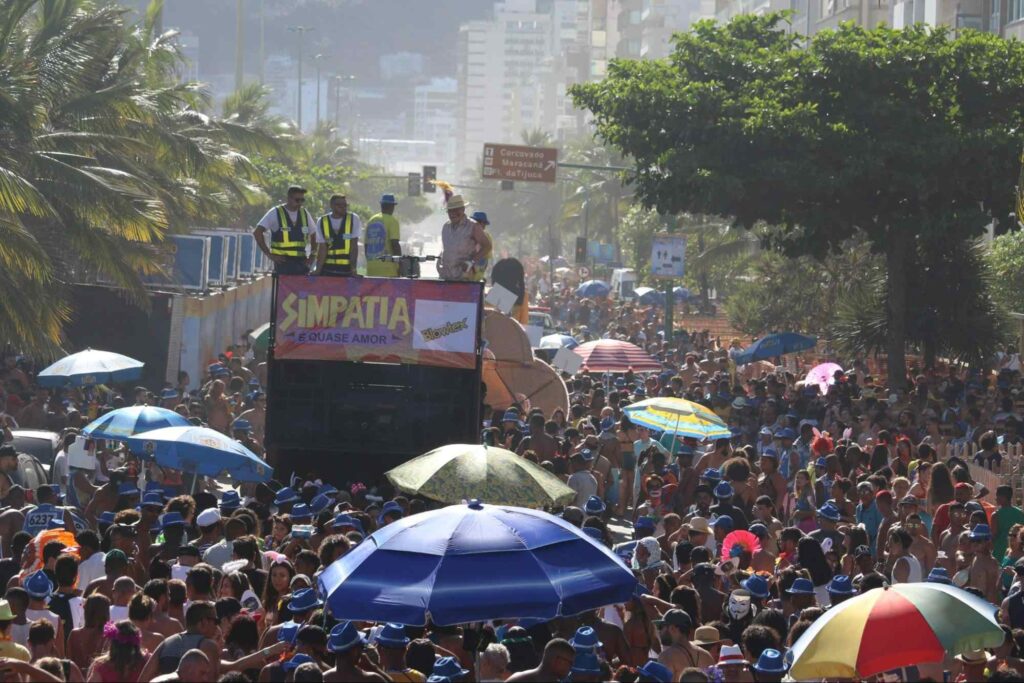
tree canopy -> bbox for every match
[571,14,1024,387]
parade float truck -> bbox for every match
[264,273,483,482]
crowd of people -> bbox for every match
[0,261,1023,681]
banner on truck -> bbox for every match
[273,276,482,369]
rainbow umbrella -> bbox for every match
[622,397,730,440]
[789,583,1003,679]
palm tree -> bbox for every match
[0,0,276,354]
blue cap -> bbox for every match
[702,468,721,482]
[579,448,594,462]
[584,496,606,515]
[741,574,770,599]
[774,427,797,440]
[600,416,615,432]
[319,484,338,497]
[814,456,828,468]
[827,575,856,595]
[274,487,299,506]
[289,503,312,521]
[426,677,452,683]
[277,620,300,645]
[713,481,734,500]
[614,377,627,388]
[969,524,992,541]
[377,623,410,648]
[748,523,768,538]
[817,503,841,521]
[160,389,178,400]
[712,515,734,530]
[761,448,778,460]
[232,419,252,433]
[140,492,164,509]
[570,626,603,651]
[677,444,695,457]
[157,511,185,530]
[310,494,332,515]
[926,567,953,585]
[380,193,398,205]
[571,651,602,674]
[220,490,241,511]
[282,653,314,672]
[288,588,323,614]
[753,648,788,674]
[470,211,489,224]
[332,514,364,533]
[637,659,673,683]
[24,570,53,599]
[433,656,470,679]
[786,577,815,595]
[117,482,139,498]
[98,511,116,525]
[328,621,366,652]
[378,500,403,526]
[634,387,646,397]
[207,362,223,373]
[501,410,520,423]
[635,516,656,531]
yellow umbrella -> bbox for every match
[385,444,575,507]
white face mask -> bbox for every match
[727,593,751,620]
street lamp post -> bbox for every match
[314,54,325,127]
[333,74,356,131]
[287,26,314,132]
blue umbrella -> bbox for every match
[319,500,636,626]
[37,349,144,387]
[83,406,190,441]
[575,280,610,298]
[673,286,691,301]
[733,332,817,365]
[633,287,666,306]
[539,334,579,350]
[124,426,271,482]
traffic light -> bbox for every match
[408,172,421,197]
[501,180,514,191]
[575,237,587,265]
[422,165,437,193]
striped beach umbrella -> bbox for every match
[572,339,661,373]
[622,397,731,440]
[789,583,1003,679]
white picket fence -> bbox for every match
[933,441,1024,505]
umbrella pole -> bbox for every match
[189,471,199,495]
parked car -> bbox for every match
[528,309,558,336]
[8,429,58,489]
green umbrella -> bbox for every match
[385,444,576,508]
[249,322,271,353]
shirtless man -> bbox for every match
[142,579,184,639]
[203,380,232,434]
[757,450,786,512]
[323,622,388,682]
[517,415,559,461]
[577,609,629,667]
[506,638,575,682]
[655,609,713,681]
[693,438,731,476]
[939,503,968,574]
[906,513,937,575]
[235,391,266,445]
[968,524,1000,604]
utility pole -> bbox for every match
[287,26,314,132]
[314,54,325,127]
[258,0,266,84]
[234,0,244,91]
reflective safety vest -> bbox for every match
[319,213,354,270]
[270,205,308,259]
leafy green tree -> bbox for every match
[572,15,1024,388]
[986,231,1024,315]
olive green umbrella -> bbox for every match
[385,444,576,508]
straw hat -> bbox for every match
[446,194,469,210]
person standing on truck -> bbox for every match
[438,195,492,281]
[253,185,322,275]
[314,194,361,277]
[364,194,401,277]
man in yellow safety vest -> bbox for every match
[253,185,322,275]
[314,194,361,277]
